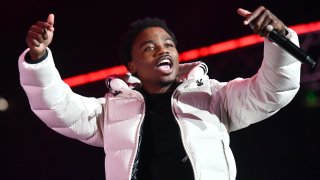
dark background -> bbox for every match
[1,0,320,179]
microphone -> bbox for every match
[265,25,317,68]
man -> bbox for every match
[19,6,301,180]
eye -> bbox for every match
[165,42,175,48]
[144,46,155,52]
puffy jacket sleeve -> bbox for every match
[18,48,105,147]
[218,28,301,132]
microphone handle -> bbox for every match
[267,29,316,68]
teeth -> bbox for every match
[158,59,171,65]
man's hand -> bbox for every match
[26,14,55,61]
[237,6,287,37]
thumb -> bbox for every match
[46,14,55,31]
[47,14,55,26]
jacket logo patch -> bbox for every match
[196,79,204,86]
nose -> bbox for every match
[155,45,169,57]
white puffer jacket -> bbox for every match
[19,29,301,180]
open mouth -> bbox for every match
[156,55,173,72]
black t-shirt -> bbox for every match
[136,89,194,180]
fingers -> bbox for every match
[238,6,285,36]
[35,21,53,32]
[25,14,55,60]
[42,28,48,40]
[237,8,251,20]
[251,11,272,36]
[26,37,41,48]
[26,25,47,47]
[242,6,266,25]
[32,13,55,33]
[259,16,272,35]
[26,13,55,46]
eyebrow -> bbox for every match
[139,37,174,49]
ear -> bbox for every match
[127,61,137,74]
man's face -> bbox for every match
[129,27,179,90]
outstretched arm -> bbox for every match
[220,6,301,132]
[19,14,105,146]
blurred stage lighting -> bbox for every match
[63,21,320,87]
[0,96,9,112]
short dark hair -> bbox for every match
[119,17,177,68]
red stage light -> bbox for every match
[63,21,320,87]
